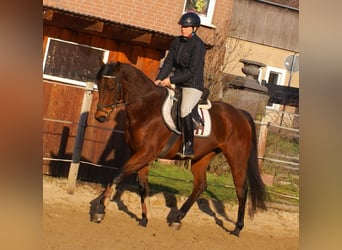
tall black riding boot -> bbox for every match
[177,114,194,159]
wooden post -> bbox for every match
[67,82,94,194]
[257,120,270,172]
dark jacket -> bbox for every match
[156,34,206,91]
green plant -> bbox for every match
[149,161,237,203]
[266,131,299,156]
[148,160,299,207]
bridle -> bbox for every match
[96,70,164,117]
[96,74,123,116]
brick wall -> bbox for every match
[43,0,234,45]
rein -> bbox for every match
[97,74,163,115]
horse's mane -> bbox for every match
[97,62,155,87]
[125,64,156,86]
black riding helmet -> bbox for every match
[178,12,201,27]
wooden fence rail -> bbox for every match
[42,157,299,201]
[43,118,299,173]
[43,117,125,133]
[256,120,299,171]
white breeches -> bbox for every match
[180,87,203,118]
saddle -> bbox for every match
[161,87,212,137]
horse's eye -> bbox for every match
[108,85,116,91]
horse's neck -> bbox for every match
[122,69,156,101]
[122,74,165,111]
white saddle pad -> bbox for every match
[161,88,211,137]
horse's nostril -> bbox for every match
[95,116,106,123]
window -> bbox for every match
[264,66,286,109]
[183,0,216,27]
[43,38,109,87]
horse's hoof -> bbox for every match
[139,217,148,227]
[91,213,105,223]
[170,222,182,230]
[229,229,240,237]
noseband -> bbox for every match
[97,71,160,118]
[96,75,123,116]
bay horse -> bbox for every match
[91,61,266,236]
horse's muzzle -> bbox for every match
[95,109,110,122]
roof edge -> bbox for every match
[43,5,176,39]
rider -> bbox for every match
[154,12,206,159]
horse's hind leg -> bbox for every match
[137,166,149,227]
[230,177,248,236]
[222,149,249,237]
[170,153,215,229]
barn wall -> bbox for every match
[43,22,163,181]
[43,80,131,183]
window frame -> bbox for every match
[264,66,287,110]
[182,0,216,27]
[43,37,109,87]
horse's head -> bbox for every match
[95,62,123,122]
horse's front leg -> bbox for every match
[90,173,123,223]
[90,147,155,224]
[170,156,211,229]
[137,166,149,227]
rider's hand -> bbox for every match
[160,77,171,87]
[154,79,162,86]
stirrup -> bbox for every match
[176,144,194,159]
[176,151,194,159]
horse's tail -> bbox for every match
[240,110,267,217]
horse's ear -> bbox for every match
[98,56,105,66]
